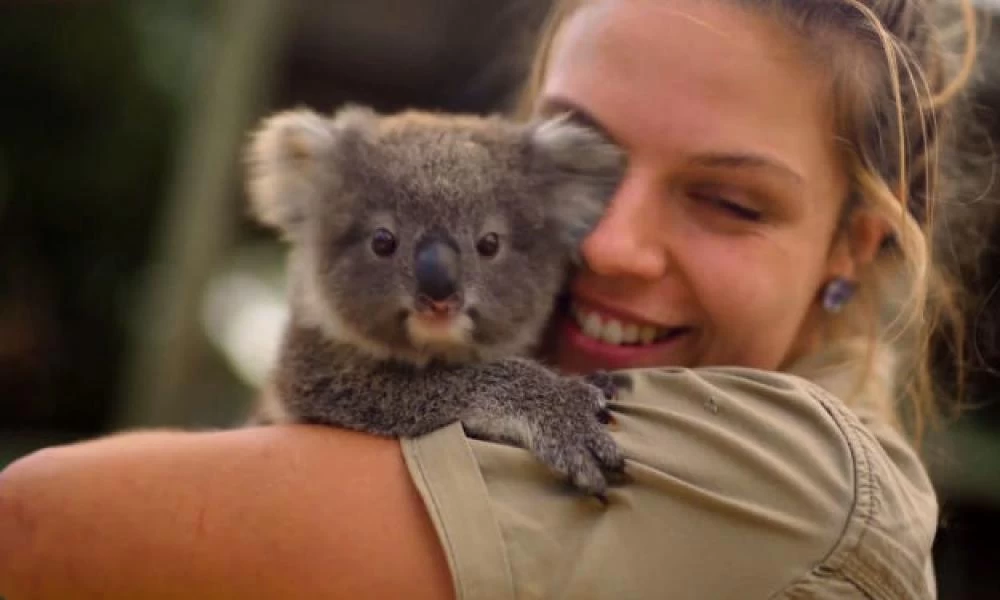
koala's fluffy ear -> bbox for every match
[245,105,376,238]
[529,114,626,262]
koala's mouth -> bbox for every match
[411,311,456,327]
[405,309,475,348]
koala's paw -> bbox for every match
[584,370,617,400]
[531,378,626,499]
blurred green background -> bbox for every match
[0,1,998,597]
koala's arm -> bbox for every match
[285,356,597,437]
[274,328,624,495]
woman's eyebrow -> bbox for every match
[688,152,804,185]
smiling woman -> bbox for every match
[0,0,985,598]
[538,0,857,375]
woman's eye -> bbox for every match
[691,191,762,222]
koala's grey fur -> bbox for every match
[244,105,626,496]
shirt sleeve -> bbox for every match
[401,366,939,600]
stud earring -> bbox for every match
[822,278,857,314]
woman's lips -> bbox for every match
[570,301,687,345]
[556,300,693,371]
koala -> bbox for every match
[245,104,627,497]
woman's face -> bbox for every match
[542,0,854,374]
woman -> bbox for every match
[0,0,982,597]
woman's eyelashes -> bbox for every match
[687,187,764,222]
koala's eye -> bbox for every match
[371,228,398,257]
[476,233,500,258]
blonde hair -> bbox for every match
[516,0,983,446]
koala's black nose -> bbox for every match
[414,236,461,303]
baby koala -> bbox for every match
[245,104,626,496]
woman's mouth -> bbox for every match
[553,300,693,373]
[570,302,689,347]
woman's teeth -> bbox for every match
[571,304,677,346]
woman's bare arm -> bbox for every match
[0,425,455,600]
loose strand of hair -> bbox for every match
[929,0,978,110]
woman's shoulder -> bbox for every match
[631,366,939,596]
[402,366,939,599]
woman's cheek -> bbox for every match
[688,243,799,366]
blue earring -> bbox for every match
[822,278,857,314]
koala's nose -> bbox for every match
[414,236,461,304]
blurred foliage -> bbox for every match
[0,0,215,432]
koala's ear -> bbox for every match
[529,113,624,176]
[244,105,376,238]
[528,114,626,262]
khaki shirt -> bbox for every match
[402,366,938,599]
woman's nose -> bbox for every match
[580,173,668,280]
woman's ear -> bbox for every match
[852,211,893,266]
[826,210,892,280]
